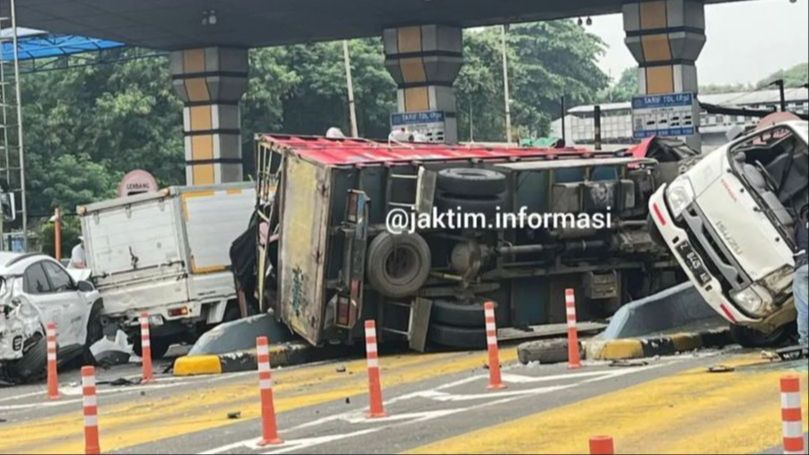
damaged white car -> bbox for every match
[0,252,103,382]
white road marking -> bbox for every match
[203,361,671,455]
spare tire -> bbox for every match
[434,191,507,219]
[428,323,486,349]
[437,168,506,197]
[366,232,431,298]
[431,298,494,327]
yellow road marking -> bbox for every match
[0,348,516,454]
[408,355,808,454]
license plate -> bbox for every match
[675,241,711,286]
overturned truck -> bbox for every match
[236,135,685,350]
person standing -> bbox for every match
[794,204,808,348]
[70,236,87,269]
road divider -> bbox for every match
[173,341,320,376]
[82,366,101,455]
[780,375,804,455]
[365,320,387,418]
[584,328,731,361]
[47,322,59,400]
[484,301,505,390]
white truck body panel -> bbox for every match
[79,183,255,328]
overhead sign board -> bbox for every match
[632,92,697,139]
[391,110,446,143]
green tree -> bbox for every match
[598,67,638,102]
[20,50,183,217]
[457,21,609,141]
[756,62,808,89]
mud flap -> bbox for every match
[408,298,432,352]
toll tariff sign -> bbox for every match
[632,92,697,139]
[391,111,446,143]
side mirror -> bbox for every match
[77,280,95,292]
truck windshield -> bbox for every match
[729,124,809,244]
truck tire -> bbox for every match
[133,336,172,360]
[428,323,486,349]
[8,331,47,382]
[517,338,571,365]
[431,298,492,328]
[82,303,105,365]
[366,232,431,298]
[437,168,506,197]
[434,191,507,218]
[729,323,794,348]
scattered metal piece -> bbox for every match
[227,411,241,420]
[609,359,649,367]
[707,364,735,373]
[335,365,346,373]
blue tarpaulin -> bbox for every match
[1,28,124,61]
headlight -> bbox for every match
[665,178,695,218]
[762,265,794,292]
[730,286,772,317]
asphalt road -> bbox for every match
[0,345,806,454]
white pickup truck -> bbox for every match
[78,182,256,357]
[649,120,808,346]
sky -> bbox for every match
[586,0,809,85]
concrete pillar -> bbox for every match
[169,47,248,185]
[383,25,463,143]
[623,0,705,149]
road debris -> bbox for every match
[227,411,241,420]
[707,364,735,373]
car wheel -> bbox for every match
[8,331,47,382]
[366,232,431,298]
[427,323,486,350]
[82,303,105,365]
[431,298,494,328]
[133,336,172,360]
[437,168,507,197]
[729,323,794,348]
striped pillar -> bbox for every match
[383,24,463,143]
[623,0,705,149]
[170,47,248,185]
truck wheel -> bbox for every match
[366,232,431,298]
[431,298,492,328]
[82,303,105,365]
[437,168,506,197]
[8,332,47,382]
[729,323,794,348]
[428,323,486,349]
[434,191,507,218]
[133,336,172,360]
